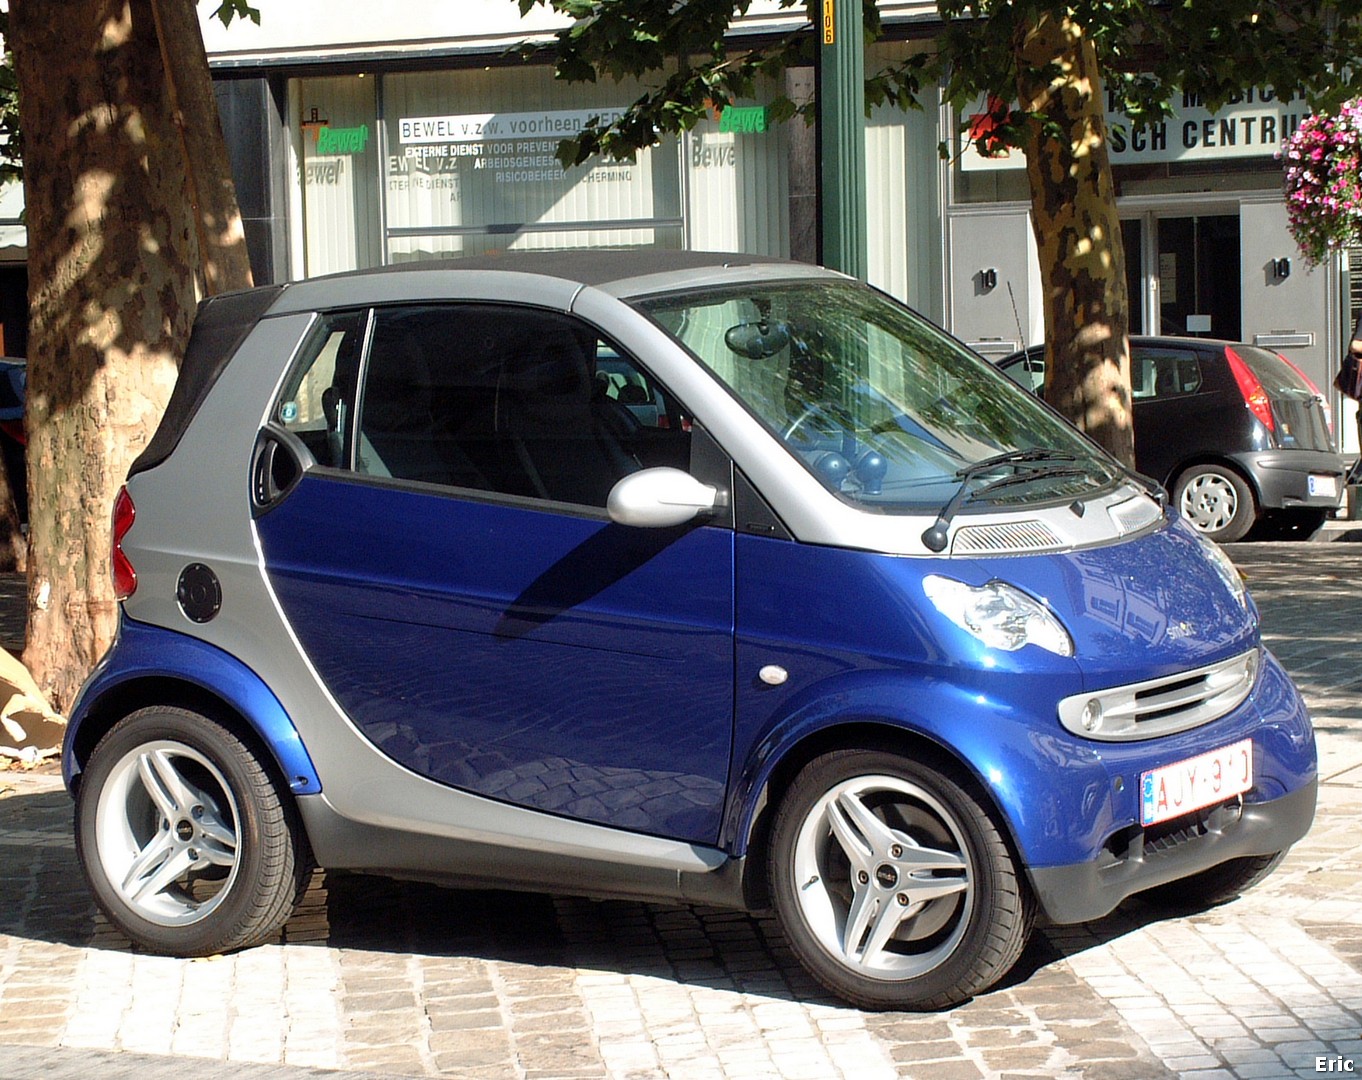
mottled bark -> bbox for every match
[149,0,254,294]
[1014,13,1134,467]
[9,0,252,711]
[0,460,25,573]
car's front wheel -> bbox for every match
[1175,464,1257,543]
[75,706,307,955]
[767,749,1033,1010]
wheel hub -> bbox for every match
[791,774,974,981]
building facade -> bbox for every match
[4,2,1356,454]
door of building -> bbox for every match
[1154,215,1241,339]
[1121,213,1241,341]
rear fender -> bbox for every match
[64,616,320,796]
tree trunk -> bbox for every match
[9,0,251,711]
[149,0,254,295]
[1014,13,1135,467]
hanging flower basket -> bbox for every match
[1282,99,1362,265]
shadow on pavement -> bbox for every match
[4,777,1203,1011]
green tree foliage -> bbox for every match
[517,1,1362,464]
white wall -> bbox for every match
[200,2,937,63]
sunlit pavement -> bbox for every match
[1,547,1359,1080]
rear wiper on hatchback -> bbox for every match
[921,449,1084,553]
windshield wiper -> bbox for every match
[920,449,1083,553]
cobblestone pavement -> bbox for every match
[1,545,1360,1080]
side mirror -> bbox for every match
[607,467,717,528]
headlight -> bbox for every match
[923,575,1074,657]
[1196,533,1248,608]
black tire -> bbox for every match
[75,706,307,956]
[767,749,1033,1010]
[1138,851,1285,910]
[1174,464,1257,543]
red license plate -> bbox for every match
[1140,739,1253,827]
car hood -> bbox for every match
[992,518,1257,689]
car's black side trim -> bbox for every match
[295,796,750,911]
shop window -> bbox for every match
[296,76,381,277]
[380,66,682,262]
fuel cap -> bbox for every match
[177,563,222,624]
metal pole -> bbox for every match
[817,0,867,279]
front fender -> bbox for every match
[64,616,320,796]
[722,668,1112,870]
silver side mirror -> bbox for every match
[607,467,717,528]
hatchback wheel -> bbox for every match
[1175,464,1257,543]
[768,750,1032,1010]
[75,707,307,955]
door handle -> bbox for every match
[251,427,305,513]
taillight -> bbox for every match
[112,485,137,600]
[1224,346,1274,433]
[1276,351,1333,436]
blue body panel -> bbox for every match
[255,473,735,845]
[63,617,321,795]
[726,520,1314,868]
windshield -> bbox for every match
[635,280,1121,513]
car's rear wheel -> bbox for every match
[1175,464,1257,543]
[75,706,307,955]
[767,749,1032,1010]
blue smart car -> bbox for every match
[65,252,1317,1009]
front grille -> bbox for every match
[1144,798,1243,855]
[951,519,1062,555]
[1058,649,1261,741]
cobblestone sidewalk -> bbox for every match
[1,546,1359,1080]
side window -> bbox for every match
[1133,348,1202,399]
[355,305,692,508]
[275,311,367,468]
[1000,353,1045,396]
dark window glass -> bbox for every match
[275,310,367,468]
[1132,347,1202,399]
[354,305,690,508]
[1231,345,1314,395]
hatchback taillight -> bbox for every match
[112,485,137,600]
[1224,346,1275,433]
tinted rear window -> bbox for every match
[1231,345,1314,394]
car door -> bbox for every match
[254,302,736,846]
[1129,343,1220,483]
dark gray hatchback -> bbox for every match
[1000,337,1350,543]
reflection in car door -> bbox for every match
[256,303,736,846]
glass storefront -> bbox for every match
[286,45,943,321]
[291,65,784,277]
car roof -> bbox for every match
[1001,336,1244,364]
[263,250,843,315]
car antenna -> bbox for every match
[1008,281,1026,350]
